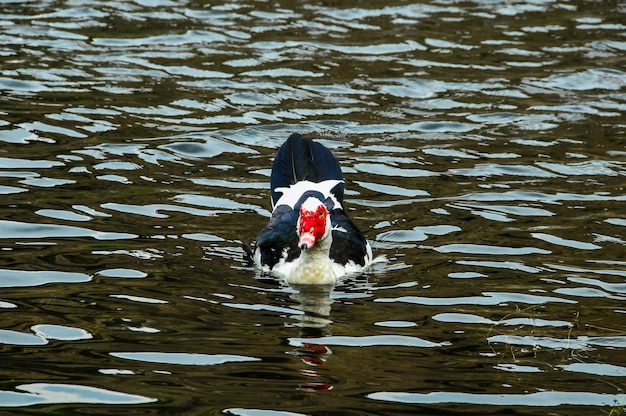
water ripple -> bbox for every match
[0,384,155,407]
[433,313,572,328]
[1,0,625,413]
[376,292,575,306]
[368,391,626,407]
[111,352,260,365]
[288,335,447,348]
[0,220,137,240]
[434,244,550,255]
[0,269,90,288]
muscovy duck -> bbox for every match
[253,133,373,284]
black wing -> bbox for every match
[255,204,301,269]
[329,208,369,266]
[270,133,344,206]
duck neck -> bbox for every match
[301,233,332,263]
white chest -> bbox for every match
[287,254,337,285]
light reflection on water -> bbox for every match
[1,0,625,414]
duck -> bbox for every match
[253,133,373,284]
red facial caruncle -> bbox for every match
[298,200,328,250]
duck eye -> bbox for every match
[319,210,325,218]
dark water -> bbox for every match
[1,0,626,414]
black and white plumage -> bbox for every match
[253,133,373,284]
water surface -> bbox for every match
[1,0,625,414]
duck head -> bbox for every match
[297,197,331,251]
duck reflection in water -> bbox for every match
[287,283,335,392]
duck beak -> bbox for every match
[299,228,316,250]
